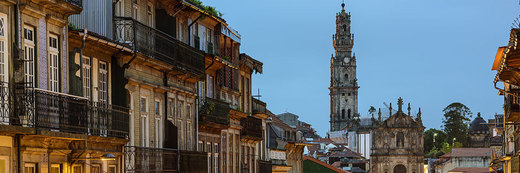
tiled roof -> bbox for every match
[304,156,348,173]
[443,148,492,158]
[448,167,488,173]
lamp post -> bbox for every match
[433,133,437,143]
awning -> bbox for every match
[493,47,506,71]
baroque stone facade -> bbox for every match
[371,98,424,173]
[330,2,359,132]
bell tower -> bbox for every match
[330,1,359,132]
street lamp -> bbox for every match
[101,154,116,161]
[433,133,437,143]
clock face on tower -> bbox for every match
[344,57,350,63]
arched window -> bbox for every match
[341,109,345,119]
[347,109,351,119]
[344,74,348,80]
[397,132,404,147]
[343,25,347,32]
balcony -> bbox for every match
[241,116,263,142]
[114,17,205,77]
[505,92,520,122]
[199,97,230,133]
[10,88,129,138]
[252,98,267,114]
[124,146,179,172]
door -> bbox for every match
[394,164,406,173]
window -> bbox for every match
[344,73,348,80]
[108,165,117,173]
[155,118,161,147]
[187,121,191,150]
[199,141,204,152]
[167,98,174,120]
[23,26,35,87]
[0,14,8,84]
[48,35,60,92]
[72,165,82,173]
[140,96,149,147]
[140,97,147,112]
[141,115,149,147]
[341,109,345,119]
[214,143,219,173]
[187,104,191,120]
[397,132,404,147]
[99,61,108,105]
[177,101,182,118]
[0,156,8,173]
[50,164,60,173]
[91,164,100,173]
[24,163,36,173]
[155,100,160,115]
[147,2,153,26]
[82,56,91,99]
[179,122,183,149]
[207,75,214,98]
[348,109,351,119]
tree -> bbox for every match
[442,103,472,147]
[368,106,376,117]
[424,128,447,153]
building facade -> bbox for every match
[0,0,134,173]
[330,2,359,132]
[370,98,424,173]
[467,113,490,148]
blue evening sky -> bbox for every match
[205,0,519,136]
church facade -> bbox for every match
[330,2,359,132]
[370,98,425,173]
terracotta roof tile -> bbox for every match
[448,148,492,157]
[448,167,488,173]
[304,156,348,173]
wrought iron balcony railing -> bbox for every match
[505,92,520,122]
[64,0,82,7]
[252,98,266,114]
[241,116,263,141]
[199,97,230,126]
[114,17,205,76]
[124,146,179,172]
[8,88,129,138]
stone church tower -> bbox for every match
[371,98,424,173]
[330,2,359,132]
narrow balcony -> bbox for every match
[10,88,129,138]
[114,17,205,77]
[241,116,263,142]
[252,98,267,114]
[505,92,520,122]
[199,97,230,133]
[32,0,82,14]
[124,146,179,172]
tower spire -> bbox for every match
[341,0,345,12]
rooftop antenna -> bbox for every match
[252,88,262,99]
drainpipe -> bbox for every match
[188,15,203,46]
[14,0,20,170]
